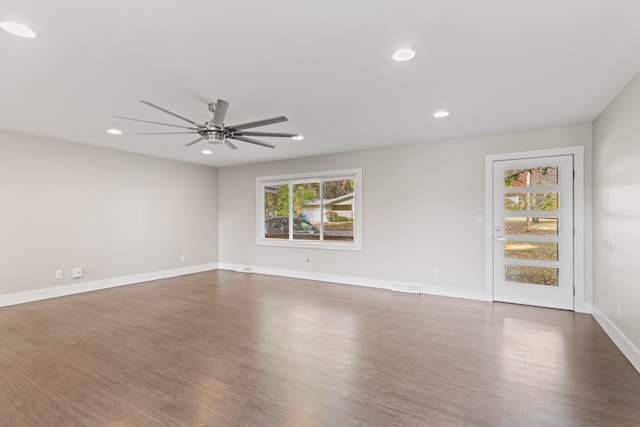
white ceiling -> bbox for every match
[2,1,640,167]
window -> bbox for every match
[257,169,362,251]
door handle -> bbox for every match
[495,236,506,241]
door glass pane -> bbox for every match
[505,241,558,261]
[293,182,321,240]
[504,192,558,211]
[504,166,558,187]
[505,217,558,235]
[323,179,355,242]
[264,184,289,239]
[505,265,558,286]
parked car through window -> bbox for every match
[265,217,319,240]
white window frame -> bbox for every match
[256,168,362,251]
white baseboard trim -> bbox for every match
[592,305,640,374]
[0,263,219,308]
[575,301,592,314]
[219,263,493,302]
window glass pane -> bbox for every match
[504,192,558,211]
[323,179,354,242]
[264,183,289,239]
[293,182,320,240]
[505,217,558,235]
[505,241,558,261]
[505,265,558,286]
[504,166,558,187]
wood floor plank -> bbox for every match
[0,270,639,426]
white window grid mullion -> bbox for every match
[504,210,559,218]
[503,185,559,194]
[319,178,324,241]
[503,235,559,243]
[504,259,558,268]
[288,180,294,240]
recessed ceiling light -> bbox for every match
[202,149,213,155]
[433,110,450,118]
[392,48,415,62]
[106,128,123,135]
[292,135,304,141]
[0,21,38,38]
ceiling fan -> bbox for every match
[114,99,299,150]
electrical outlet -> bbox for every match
[617,302,622,317]
[180,255,185,262]
[55,270,63,280]
[72,267,83,279]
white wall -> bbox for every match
[0,121,597,313]
[0,130,218,297]
[593,70,640,359]
[219,124,592,300]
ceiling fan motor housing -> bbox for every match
[204,131,225,144]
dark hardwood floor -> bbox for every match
[0,270,639,426]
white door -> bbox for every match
[492,155,574,310]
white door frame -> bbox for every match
[485,146,588,312]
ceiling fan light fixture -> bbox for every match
[205,134,222,144]
[433,110,450,118]
[292,135,304,141]
[392,48,415,62]
[106,128,123,135]
[0,21,38,38]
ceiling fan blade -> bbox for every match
[184,136,205,147]
[228,116,288,131]
[136,132,198,135]
[224,138,238,150]
[230,135,276,149]
[113,116,198,130]
[212,99,229,126]
[237,131,298,138]
[139,100,198,125]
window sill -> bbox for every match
[256,238,362,252]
